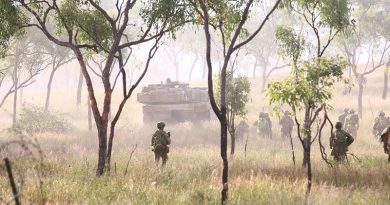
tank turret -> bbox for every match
[137,78,210,123]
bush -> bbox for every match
[10,105,73,134]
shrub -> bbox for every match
[10,105,73,134]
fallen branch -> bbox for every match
[124,144,138,176]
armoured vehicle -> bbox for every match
[137,79,211,123]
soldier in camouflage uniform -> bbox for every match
[279,111,294,139]
[373,111,390,137]
[236,120,249,141]
[330,122,354,162]
[254,112,272,138]
[151,122,171,166]
[344,109,359,138]
[338,108,349,125]
[380,126,390,162]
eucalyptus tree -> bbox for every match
[268,25,347,203]
[245,5,290,90]
[338,0,390,115]
[277,0,351,168]
[215,72,250,156]
[0,37,48,125]
[1,0,192,176]
[267,0,352,202]
[188,0,282,203]
[42,44,73,111]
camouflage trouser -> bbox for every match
[331,146,347,162]
[154,145,169,166]
[281,128,292,139]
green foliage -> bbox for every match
[275,25,305,64]
[267,56,347,113]
[141,0,194,37]
[0,0,27,57]
[282,0,351,32]
[215,71,251,118]
[198,0,252,44]
[9,105,73,134]
[56,0,113,51]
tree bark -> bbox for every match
[383,68,389,100]
[88,96,92,131]
[358,83,363,118]
[12,64,18,126]
[261,65,267,93]
[19,87,23,106]
[45,66,57,111]
[220,118,229,203]
[202,60,207,80]
[73,48,107,176]
[252,59,257,79]
[76,68,83,106]
[188,53,199,81]
[302,108,311,167]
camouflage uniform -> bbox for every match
[279,111,294,139]
[236,121,249,141]
[330,122,354,162]
[380,126,390,162]
[373,112,390,137]
[254,112,272,138]
[338,108,349,125]
[345,110,359,138]
[151,122,171,166]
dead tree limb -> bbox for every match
[4,158,21,205]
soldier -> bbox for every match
[279,111,294,139]
[345,109,359,138]
[380,126,390,162]
[236,120,249,141]
[338,108,349,125]
[254,112,272,138]
[373,111,390,137]
[151,122,171,166]
[330,122,354,162]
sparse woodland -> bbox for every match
[0,0,389,204]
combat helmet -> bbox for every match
[350,109,355,114]
[157,121,165,129]
[379,111,385,117]
[344,108,349,113]
[335,122,343,129]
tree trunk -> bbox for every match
[106,98,128,173]
[188,54,199,81]
[230,132,235,156]
[261,66,267,93]
[12,65,18,126]
[202,60,207,80]
[73,48,108,176]
[45,68,56,111]
[88,96,92,131]
[76,68,83,106]
[302,108,311,167]
[252,59,257,79]
[383,69,389,100]
[304,139,312,204]
[220,119,229,204]
[19,87,23,106]
[174,60,180,81]
[358,83,363,118]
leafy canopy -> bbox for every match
[267,56,347,113]
[0,0,27,57]
[215,71,251,118]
